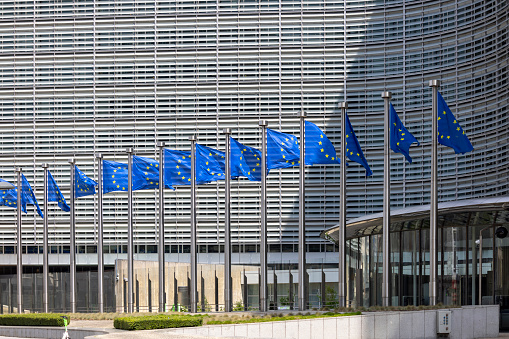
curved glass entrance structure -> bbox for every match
[322,197,509,327]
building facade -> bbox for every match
[0,0,507,312]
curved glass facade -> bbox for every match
[0,0,507,263]
[344,207,509,326]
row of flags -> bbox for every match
[0,91,473,218]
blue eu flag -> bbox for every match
[390,103,419,163]
[103,160,128,194]
[304,121,340,166]
[230,137,262,181]
[196,144,225,182]
[22,174,44,218]
[164,149,193,186]
[0,180,18,210]
[132,156,163,191]
[345,114,373,176]
[48,171,70,212]
[75,166,97,198]
[267,129,300,170]
[437,91,474,154]
[1,175,44,218]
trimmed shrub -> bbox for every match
[114,314,203,331]
[0,313,70,327]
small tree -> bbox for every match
[319,286,338,309]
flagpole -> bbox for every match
[96,154,104,313]
[68,158,77,313]
[338,102,347,308]
[126,148,134,313]
[381,91,392,307]
[298,110,307,311]
[42,163,49,313]
[429,79,440,306]
[15,167,22,314]
[157,142,166,312]
[222,129,232,312]
[259,120,268,312]
[189,135,197,313]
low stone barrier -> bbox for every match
[0,326,110,339]
[167,305,499,339]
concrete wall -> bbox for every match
[168,305,499,339]
[115,260,259,312]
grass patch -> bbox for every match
[0,313,70,327]
[204,311,361,325]
[113,314,203,331]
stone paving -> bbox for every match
[0,320,507,339]
[69,320,115,329]
[85,330,246,339]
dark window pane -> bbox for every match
[269,244,281,252]
[182,245,190,253]
[199,245,207,253]
[282,244,293,252]
[245,244,257,253]
[326,244,336,252]
[308,244,321,252]
[87,245,97,254]
[208,245,218,253]
[147,245,157,253]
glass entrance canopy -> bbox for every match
[321,196,509,327]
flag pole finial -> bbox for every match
[42,163,48,169]
[223,128,231,134]
[68,158,75,165]
[156,141,165,148]
[15,167,22,172]
[126,148,134,154]
[381,91,392,99]
[338,102,348,109]
[95,153,103,159]
[258,120,267,127]
[188,135,196,142]
[429,79,441,87]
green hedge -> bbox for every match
[114,314,203,331]
[0,313,70,327]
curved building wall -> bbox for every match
[0,0,506,259]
